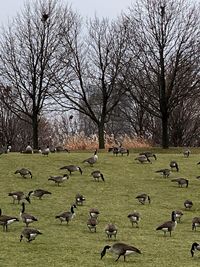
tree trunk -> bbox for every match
[161,113,169,149]
[32,116,39,149]
[98,123,105,149]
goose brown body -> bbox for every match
[101,242,141,262]
[136,194,151,205]
[91,170,105,182]
[171,178,188,187]
[55,204,76,224]
[0,209,19,231]
[105,223,118,239]
[60,165,82,175]
[20,202,38,227]
[20,228,42,242]
[156,211,177,236]
[48,174,69,186]
[29,189,51,200]
[15,168,32,178]
[8,191,31,204]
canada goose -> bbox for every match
[192,217,200,231]
[170,161,179,172]
[20,228,42,242]
[174,210,183,223]
[91,170,105,182]
[15,168,32,179]
[135,155,151,164]
[112,147,120,156]
[41,146,50,156]
[184,199,193,209]
[108,147,118,153]
[105,223,118,239]
[139,151,157,160]
[156,211,177,236]
[48,174,69,186]
[191,242,200,257]
[100,242,141,262]
[28,189,51,200]
[75,193,86,206]
[155,169,171,178]
[60,165,82,175]
[171,178,189,187]
[8,191,31,204]
[118,147,129,156]
[89,208,100,219]
[87,217,98,232]
[136,193,151,205]
[183,149,190,157]
[0,208,19,231]
[128,211,140,227]
[55,204,76,224]
[20,202,38,227]
[82,149,98,166]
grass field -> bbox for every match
[0,149,200,266]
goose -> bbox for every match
[8,191,31,204]
[183,149,190,157]
[0,208,19,231]
[156,211,177,236]
[174,210,183,223]
[20,202,38,227]
[40,146,50,156]
[89,208,100,219]
[55,204,76,224]
[20,228,42,242]
[91,170,105,182]
[113,147,120,156]
[105,223,118,239]
[128,211,140,227]
[136,193,151,205]
[139,151,157,160]
[15,168,32,179]
[108,147,118,154]
[48,174,69,186]
[171,178,189,187]
[184,199,193,209]
[82,149,98,166]
[60,165,82,175]
[118,147,129,156]
[192,217,200,231]
[100,242,141,262]
[155,169,171,178]
[135,155,151,164]
[75,193,86,206]
[87,217,98,232]
[191,242,200,257]
[28,189,51,200]
[170,161,179,172]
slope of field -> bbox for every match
[0,150,200,266]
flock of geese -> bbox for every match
[1,147,200,262]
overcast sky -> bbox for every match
[0,0,134,26]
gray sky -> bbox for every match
[0,0,134,25]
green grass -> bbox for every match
[0,150,200,266]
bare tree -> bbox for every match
[124,0,200,148]
[0,0,78,148]
[53,16,129,149]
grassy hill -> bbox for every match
[0,150,200,266]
